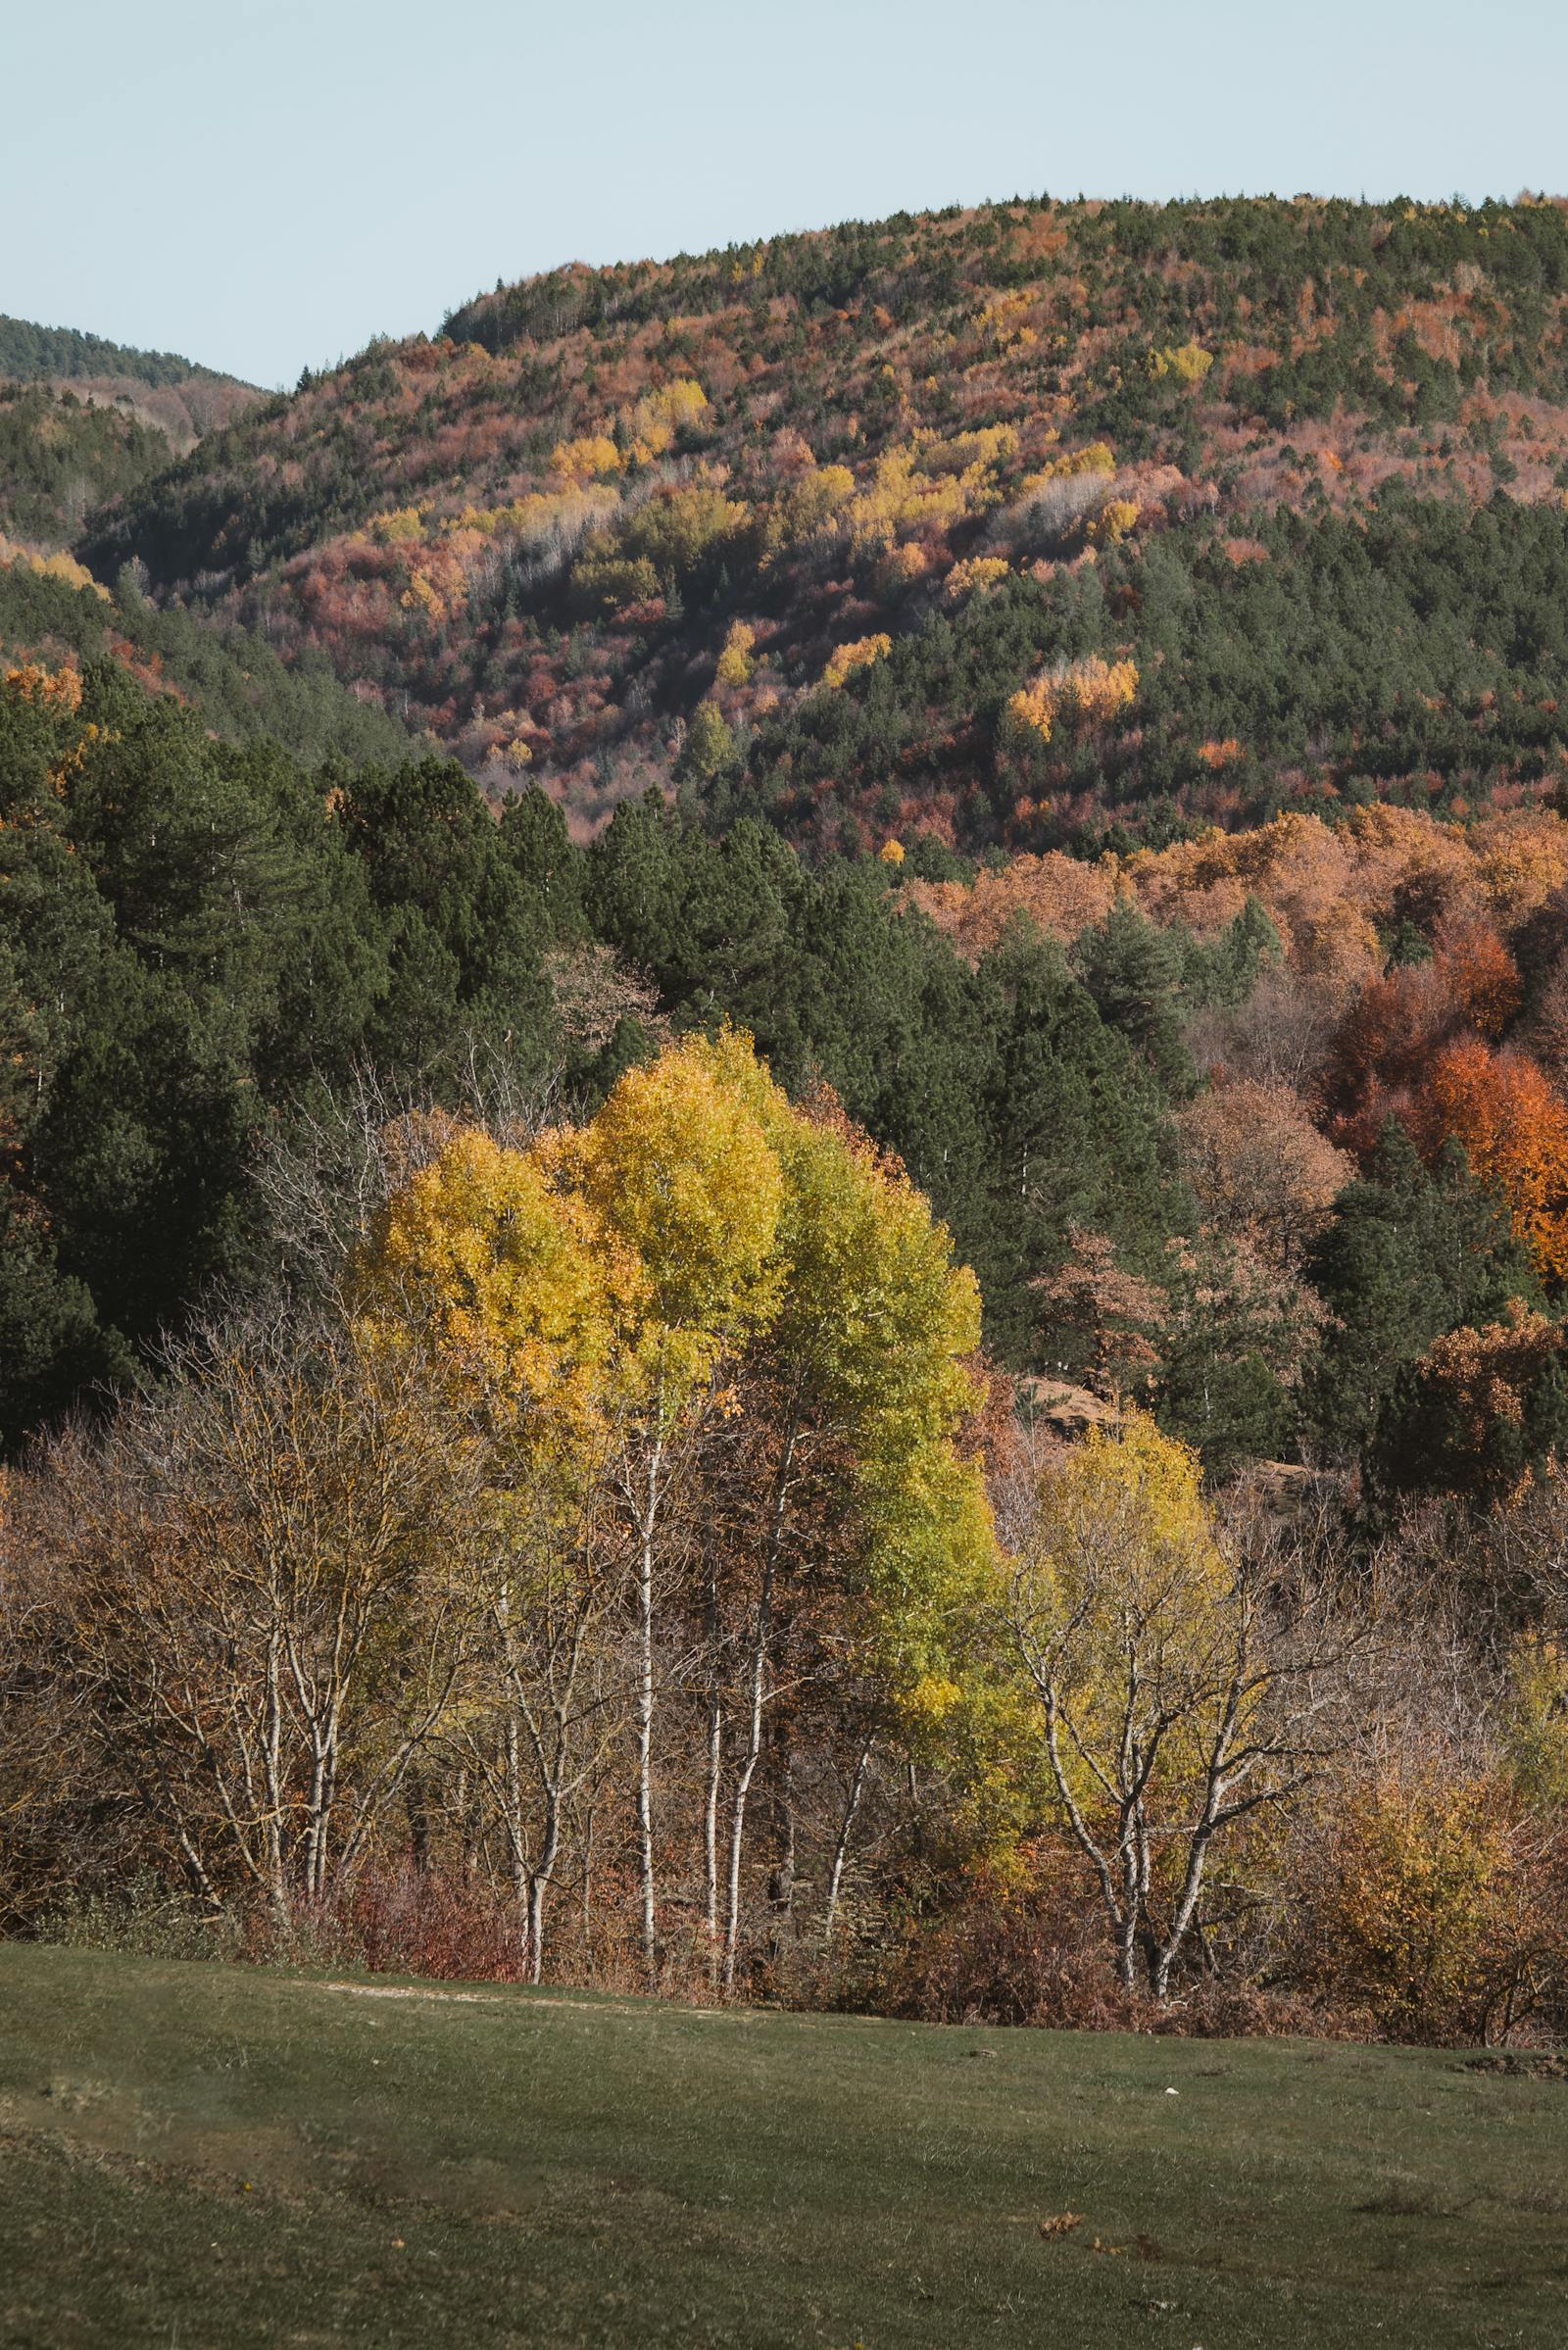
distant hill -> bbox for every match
[0,315,259,539]
[0,315,222,390]
[77,194,1568,853]
[0,383,174,546]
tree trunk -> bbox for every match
[634,1439,662,1987]
[702,1557,723,1979]
[263,1629,288,1920]
[304,1706,342,1903]
[721,1421,795,1991]
[824,1732,875,1942]
[405,1770,432,1875]
[526,1787,562,1986]
[503,1716,528,1911]
[703,1689,723,1978]
[721,1587,768,1992]
[769,1742,796,1926]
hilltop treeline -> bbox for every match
[0,318,258,541]
[0,316,217,391]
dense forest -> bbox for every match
[75,194,1568,849]
[0,314,257,534]
[3,202,1568,2041]
[0,552,414,763]
[0,386,176,546]
[13,634,1568,1491]
[0,317,227,391]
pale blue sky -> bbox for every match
[9,0,1567,387]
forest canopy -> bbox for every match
[5,197,1568,2046]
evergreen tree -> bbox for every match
[1076,897,1197,1096]
[1306,1124,1541,1462]
[341,756,552,1078]
[983,924,1178,1364]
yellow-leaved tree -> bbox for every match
[353,1130,645,1976]
[1007,1413,1344,1997]
[354,1031,998,1985]
[525,1033,785,1979]
[714,1088,993,1971]
[356,1128,637,1440]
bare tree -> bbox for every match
[0,1465,115,1923]
[1006,1445,1357,1998]
[1184,967,1341,1095]
[822,1725,879,1943]
[256,1045,560,1297]
[446,1468,629,1981]
[50,1304,481,1918]
[615,1417,670,1985]
[720,1398,805,1991]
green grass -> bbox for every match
[1,1945,1565,2348]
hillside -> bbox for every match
[0,314,258,434]
[0,539,413,766]
[78,194,1568,850]
[9,612,1568,1499]
[0,387,176,547]
[4,1945,1564,2350]
[0,316,258,545]
[0,316,238,392]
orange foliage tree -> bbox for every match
[1415,1043,1568,1281]
[1322,921,1524,1156]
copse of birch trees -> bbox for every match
[2,1033,996,1990]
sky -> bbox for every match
[9,0,1568,388]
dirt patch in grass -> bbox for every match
[296,1978,742,2021]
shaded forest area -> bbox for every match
[0,317,258,540]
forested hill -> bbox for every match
[0,317,257,543]
[0,339,405,760]
[0,317,240,390]
[13,210,1568,2051]
[77,193,1568,852]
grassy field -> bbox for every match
[1,1945,1565,2348]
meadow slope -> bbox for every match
[1,1945,1565,2349]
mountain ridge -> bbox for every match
[0,313,253,391]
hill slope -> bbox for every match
[0,316,258,545]
[0,542,414,765]
[3,1943,1564,2350]
[0,385,197,548]
[79,194,1568,849]
[0,313,257,433]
